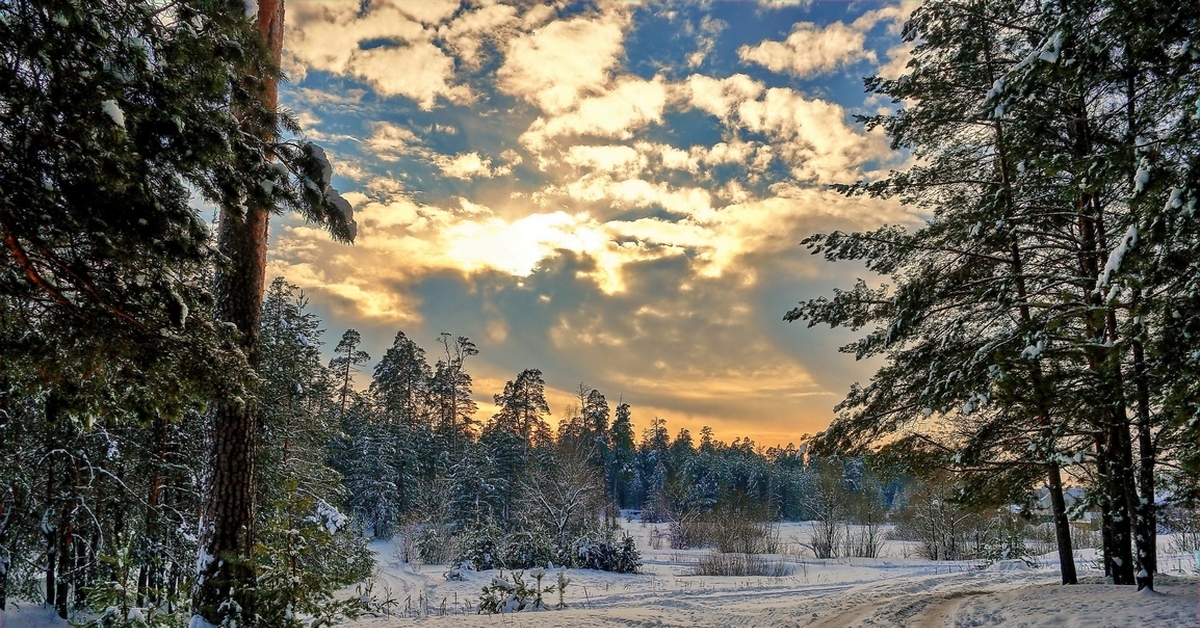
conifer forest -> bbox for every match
[1,0,1198,627]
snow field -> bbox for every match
[3,521,1195,627]
[345,521,1199,627]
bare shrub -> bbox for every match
[804,459,850,559]
[893,474,1032,562]
[843,524,885,559]
[669,506,780,554]
[1164,508,1200,554]
[808,519,844,559]
[1070,520,1102,550]
[844,474,888,558]
[691,551,793,577]
[712,514,780,554]
[394,522,420,564]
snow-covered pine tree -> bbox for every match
[487,369,553,456]
[787,0,1087,584]
[792,0,1199,590]
[257,278,340,506]
[194,0,357,620]
[606,403,638,509]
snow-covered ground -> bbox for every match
[345,521,1198,628]
[4,521,1196,627]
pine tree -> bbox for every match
[488,369,553,454]
[257,278,339,505]
[787,0,1086,583]
[429,334,479,456]
[330,330,371,422]
[370,331,431,427]
[789,0,1200,590]
[581,389,611,468]
[606,403,637,509]
[194,0,358,620]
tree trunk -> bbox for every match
[1046,463,1077,584]
[1067,99,1136,585]
[1131,335,1156,590]
[191,1,285,624]
[990,110,1077,585]
[1094,433,1114,579]
[43,428,57,610]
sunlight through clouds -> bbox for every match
[272,0,917,443]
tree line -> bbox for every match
[788,0,1199,592]
[0,270,913,625]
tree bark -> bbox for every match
[1131,334,1156,590]
[191,1,285,624]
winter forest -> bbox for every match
[2,0,1200,627]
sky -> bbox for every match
[268,0,921,448]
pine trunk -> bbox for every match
[191,1,285,624]
[1131,337,1156,590]
[1046,464,1077,584]
[991,110,1077,585]
[1067,99,1138,585]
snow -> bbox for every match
[100,99,125,129]
[310,498,349,534]
[333,522,1198,628]
[1,605,69,628]
[307,143,334,189]
[244,0,258,18]
[1133,166,1150,194]
[1097,225,1138,289]
[188,615,218,628]
[2,523,1195,627]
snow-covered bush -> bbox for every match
[498,528,557,570]
[416,523,459,565]
[477,569,561,614]
[575,533,641,573]
[252,482,373,627]
[456,524,503,571]
[74,541,189,628]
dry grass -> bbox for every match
[690,551,793,577]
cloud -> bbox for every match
[392,0,459,25]
[521,76,673,153]
[431,151,513,180]
[685,74,765,121]
[736,87,893,182]
[363,122,422,162]
[285,1,471,110]
[738,21,873,77]
[496,9,632,114]
[737,4,915,79]
[756,0,814,8]
[350,41,472,108]
[687,15,726,68]
[436,3,522,69]
[876,40,915,80]
[563,145,648,178]
[683,77,894,183]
